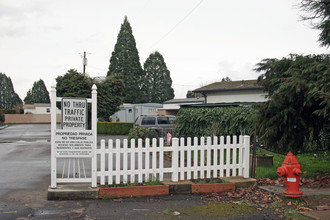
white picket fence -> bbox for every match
[96,135,250,185]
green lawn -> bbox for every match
[253,150,330,179]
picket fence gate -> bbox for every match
[96,135,250,186]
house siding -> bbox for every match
[206,90,267,104]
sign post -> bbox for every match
[50,85,97,188]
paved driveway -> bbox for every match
[0,124,51,198]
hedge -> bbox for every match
[1,109,17,114]
[175,106,257,138]
[97,122,133,135]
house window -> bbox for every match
[128,109,132,113]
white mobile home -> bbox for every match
[111,103,163,123]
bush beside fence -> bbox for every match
[176,107,257,138]
[97,122,133,135]
[1,109,17,114]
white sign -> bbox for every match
[287,177,296,182]
[62,98,87,130]
[54,130,95,158]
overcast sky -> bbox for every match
[0,0,328,101]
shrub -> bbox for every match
[97,122,133,135]
[175,106,257,138]
[3,109,17,114]
[0,109,4,123]
[128,127,158,142]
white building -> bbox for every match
[111,103,163,123]
[23,103,60,114]
[193,79,267,106]
[158,97,205,115]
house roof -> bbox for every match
[23,104,35,109]
[193,79,262,93]
[163,97,205,104]
[23,103,51,109]
[120,103,163,108]
[34,103,51,107]
[181,102,263,108]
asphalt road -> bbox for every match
[0,124,279,219]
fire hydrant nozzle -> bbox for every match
[276,167,287,177]
[277,151,303,197]
[293,168,302,176]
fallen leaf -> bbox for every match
[287,201,292,206]
[317,205,330,211]
[299,207,312,211]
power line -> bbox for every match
[145,0,205,53]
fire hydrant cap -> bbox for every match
[283,151,299,164]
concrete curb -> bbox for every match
[221,176,257,188]
[47,184,99,200]
[0,125,8,129]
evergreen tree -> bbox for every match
[186,90,195,98]
[24,79,50,104]
[255,54,330,153]
[56,69,92,98]
[299,0,330,47]
[107,16,145,103]
[221,76,232,82]
[0,72,22,109]
[143,51,174,103]
[96,76,124,121]
[56,69,124,122]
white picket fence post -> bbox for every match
[50,84,57,188]
[171,138,179,182]
[243,135,250,178]
[91,84,97,187]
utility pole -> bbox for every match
[82,51,87,74]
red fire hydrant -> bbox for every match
[276,151,303,197]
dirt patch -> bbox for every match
[200,185,330,219]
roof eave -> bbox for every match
[193,87,264,93]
